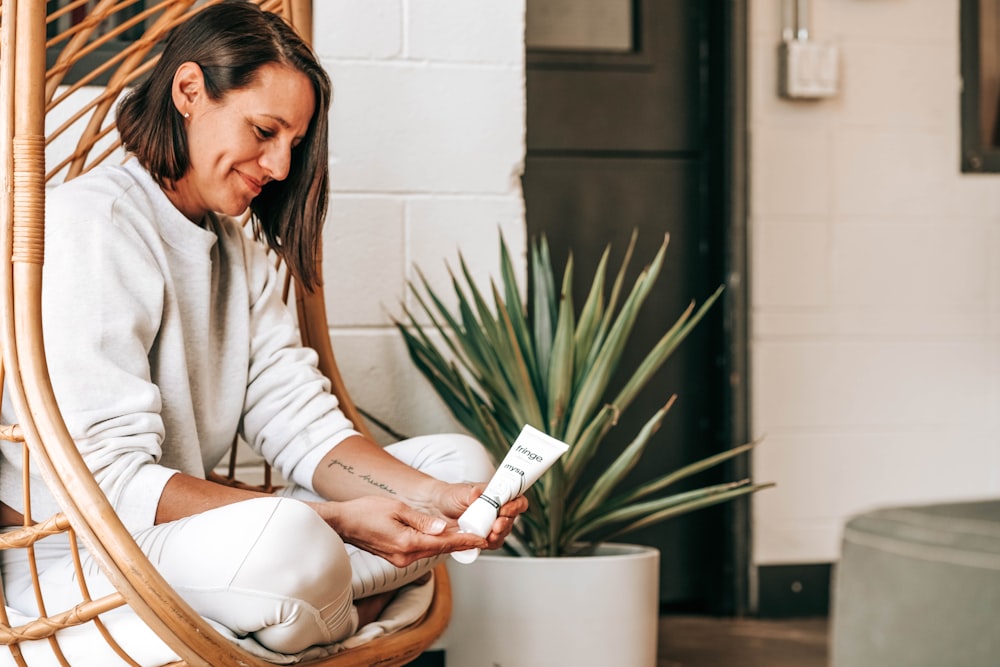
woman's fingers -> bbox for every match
[378,529,485,567]
[397,505,447,536]
[482,495,530,548]
[327,496,487,567]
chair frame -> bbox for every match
[0,1,450,665]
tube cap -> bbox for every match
[450,547,481,564]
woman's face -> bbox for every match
[169,62,316,222]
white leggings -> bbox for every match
[0,434,494,655]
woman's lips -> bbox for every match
[238,171,262,195]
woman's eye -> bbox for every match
[254,125,275,139]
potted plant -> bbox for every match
[395,231,771,666]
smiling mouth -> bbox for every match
[238,171,262,195]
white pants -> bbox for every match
[0,434,494,655]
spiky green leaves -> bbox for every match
[394,231,771,557]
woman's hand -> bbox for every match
[418,481,530,551]
[482,492,529,550]
[307,438,530,562]
[312,496,487,568]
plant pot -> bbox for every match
[440,543,660,667]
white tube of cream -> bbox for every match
[451,424,569,564]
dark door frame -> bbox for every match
[720,0,752,616]
[522,0,751,615]
[680,0,752,616]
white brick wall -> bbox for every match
[312,2,527,442]
[750,0,1000,564]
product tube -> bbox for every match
[451,425,569,564]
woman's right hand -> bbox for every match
[309,496,487,567]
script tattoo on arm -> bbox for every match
[327,459,355,474]
[360,474,396,495]
[326,459,398,495]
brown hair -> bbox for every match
[117,0,332,290]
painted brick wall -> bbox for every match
[750,0,1000,565]
[311,1,527,442]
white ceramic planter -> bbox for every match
[440,543,660,667]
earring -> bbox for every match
[183,112,190,119]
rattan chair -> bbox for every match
[0,1,450,665]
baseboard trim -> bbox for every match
[756,563,832,618]
[409,649,445,667]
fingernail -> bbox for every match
[429,518,446,534]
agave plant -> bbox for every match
[395,231,771,557]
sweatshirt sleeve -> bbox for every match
[42,185,178,532]
[236,234,359,494]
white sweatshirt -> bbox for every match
[0,161,359,531]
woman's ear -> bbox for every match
[172,61,205,119]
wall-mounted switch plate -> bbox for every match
[778,40,839,100]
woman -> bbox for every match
[0,0,526,655]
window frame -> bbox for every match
[961,0,1000,172]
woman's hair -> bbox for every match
[117,0,332,290]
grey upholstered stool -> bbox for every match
[830,499,1000,667]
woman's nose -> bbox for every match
[260,143,291,182]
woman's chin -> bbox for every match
[217,199,253,217]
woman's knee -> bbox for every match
[131,497,358,652]
[451,434,496,483]
[387,433,495,485]
[224,498,358,650]
[229,498,351,599]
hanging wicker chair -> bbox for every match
[0,1,451,665]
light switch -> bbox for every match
[778,40,839,100]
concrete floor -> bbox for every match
[657,616,829,667]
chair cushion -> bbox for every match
[830,499,1000,667]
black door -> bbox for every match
[524,0,741,612]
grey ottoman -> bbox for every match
[830,499,1000,667]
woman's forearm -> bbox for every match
[310,435,446,508]
[154,472,271,524]
[154,436,451,527]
